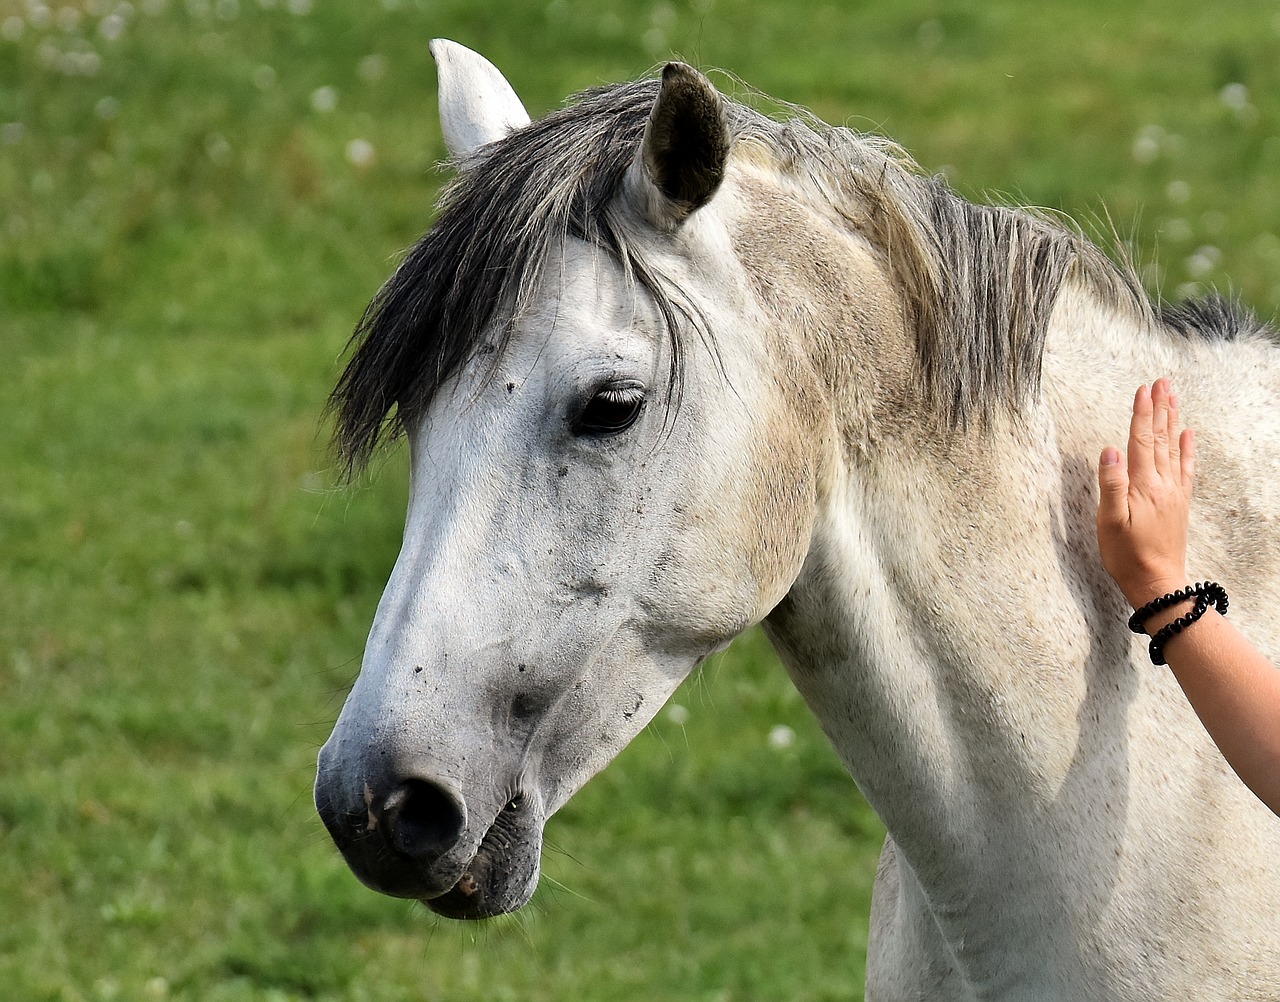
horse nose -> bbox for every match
[379,777,468,862]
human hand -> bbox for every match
[1096,378,1197,610]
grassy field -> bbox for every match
[4,2,1280,1000]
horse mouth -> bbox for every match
[425,796,543,920]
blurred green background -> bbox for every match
[4,2,1280,1000]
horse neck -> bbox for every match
[756,250,1160,955]
[765,391,1108,817]
[741,180,1160,792]
[727,165,1162,818]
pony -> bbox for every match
[315,40,1280,999]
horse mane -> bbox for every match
[331,73,1254,474]
[723,107,1155,427]
[1160,294,1275,341]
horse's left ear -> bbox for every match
[629,62,730,230]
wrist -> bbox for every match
[1122,575,1190,612]
[1124,579,1197,635]
[1126,582,1230,666]
[1136,597,1196,637]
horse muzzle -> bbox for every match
[314,753,544,919]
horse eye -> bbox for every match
[574,385,645,436]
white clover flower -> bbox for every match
[1162,217,1192,243]
[1220,83,1249,111]
[665,703,689,725]
[345,138,375,169]
[358,54,386,83]
[1185,245,1221,279]
[81,50,102,74]
[1131,124,1165,165]
[100,13,126,40]
[1131,136,1158,165]
[310,85,337,113]
[204,132,231,163]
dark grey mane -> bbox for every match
[330,72,1260,474]
[1161,294,1275,341]
[331,79,676,473]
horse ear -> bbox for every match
[631,62,730,229]
[430,39,532,158]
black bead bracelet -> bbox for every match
[1127,581,1229,666]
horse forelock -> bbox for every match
[332,68,1172,474]
[331,77,726,475]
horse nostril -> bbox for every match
[380,778,467,862]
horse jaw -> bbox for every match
[430,39,531,158]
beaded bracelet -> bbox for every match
[1127,582,1229,666]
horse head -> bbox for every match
[314,42,830,918]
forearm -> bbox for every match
[1150,607,1280,816]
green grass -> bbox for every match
[4,1,1280,999]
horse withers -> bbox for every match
[315,41,1280,999]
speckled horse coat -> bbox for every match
[315,42,1280,1000]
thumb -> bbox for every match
[1097,446,1129,524]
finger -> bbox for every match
[1168,390,1181,473]
[1151,377,1171,476]
[1180,427,1196,495]
[1097,445,1130,526]
[1127,384,1155,483]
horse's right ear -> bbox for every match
[628,62,730,231]
[431,39,531,158]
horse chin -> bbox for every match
[424,801,544,920]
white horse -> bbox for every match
[316,41,1280,999]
